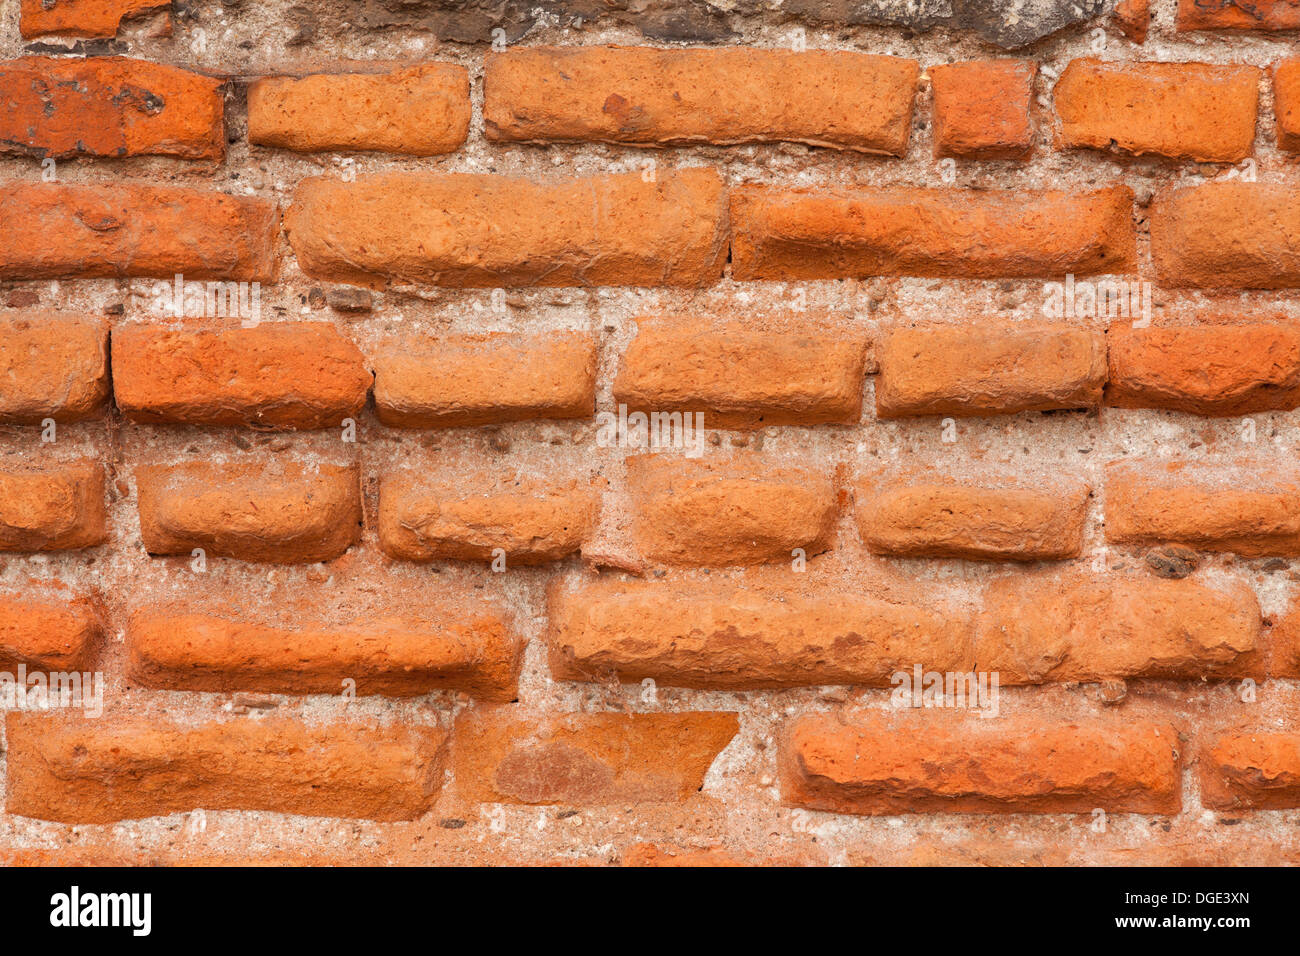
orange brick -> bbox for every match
[112,323,371,429]
[285,168,727,289]
[730,185,1135,280]
[378,474,596,565]
[248,63,470,155]
[627,454,836,567]
[1053,59,1259,162]
[930,60,1035,160]
[1107,324,1300,415]
[0,181,278,281]
[1177,0,1300,31]
[548,577,970,689]
[0,314,109,424]
[19,0,167,38]
[1276,60,1300,151]
[127,607,522,700]
[1106,459,1300,556]
[781,713,1181,815]
[5,712,447,823]
[373,332,596,428]
[484,46,918,154]
[612,320,867,429]
[0,56,223,161]
[1113,0,1150,42]
[1150,182,1300,289]
[451,709,738,804]
[0,595,101,671]
[874,323,1106,418]
[1200,733,1300,810]
[856,474,1088,560]
[136,461,361,564]
[0,461,106,551]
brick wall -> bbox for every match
[1,0,1299,866]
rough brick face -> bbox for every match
[930,59,1036,159]
[18,0,167,38]
[0,315,109,423]
[1277,59,1300,151]
[0,596,101,671]
[0,461,106,551]
[1177,0,1300,31]
[1200,734,1300,810]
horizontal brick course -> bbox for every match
[0,461,106,552]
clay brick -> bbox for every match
[930,60,1036,160]
[1268,602,1300,677]
[0,56,224,161]
[127,607,521,700]
[19,0,167,38]
[0,462,106,551]
[626,455,837,567]
[285,168,727,288]
[781,713,1182,815]
[451,709,738,804]
[548,578,971,689]
[730,185,1135,280]
[612,320,867,429]
[484,46,918,154]
[373,332,596,428]
[1107,324,1300,416]
[1276,60,1300,152]
[974,570,1262,683]
[1113,0,1150,42]
[1201,733,1300,810]
[856,474,1088,560]
[1177,0,1300,31]
[5,712,447,823]
[112,323,371,429]
[1106,459,1300,556]
[248,63,470,155]
[1150,182,1300,289]
[0,181,278,281]
[874,324,1106,418]
[135,461,360,564]
[378,474,596,565]
[1053,59,1259,162]
[0,596,101,671]
[0,315,109,424]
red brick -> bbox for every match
[1150,182,1300,289]
[0,595,101,671]
[248,63,470,155]
[730,185,1135,280]
[285,168,727,289]
[112,323,371,429]
[930,60,1035,160]
[127,607,522,700]
[1176,0,1300,31]
[1200,733,1300,810]
[0,181,278,281]
[19,0,167,38]
[1107,324,1300,415]
[5,712,447,823]
[0,461,106,551]
[1276,60,1300,152]
[373,332,596,428]
[874,323,1106,418]
[0,56,223,161]
[484,46,918,154]
[1113,0,1150,42]
[136,461,360,564]
[781,713,1182,815]
[0,314,109,424]
[451,709,738,804]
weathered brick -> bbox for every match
[112,323,371,429]
[135,461,360,564]
[0,595,101,671]
[627,455,836,567]
[0,314,109,424]
[378,474,596,565]
[484,46,918,154]
[0,56,224,161]
[452,709,738,804]
[285,168,727,288]
[1053,59,1259,162]
[930,59,1036,160]
[1150,182,1300,289]
[0,181,278,281]
[5,712,447,823]
[127,607,521,700]
[1107,324,1300,415]
[373,332,596,428]
[874,323,1106,418]
[613,319,867,429]
[1177,0,1300,31]
[1112,0,1150,42]
[0,462,106,551]
[781,713,1182,815]
[548,578,970,689]
[19,0,167,38]
[856,474,1089,560]
[730,185,1135,280]
[248,63,470,155]
[1200,733,1300,810]
[1276,60,1300,152]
